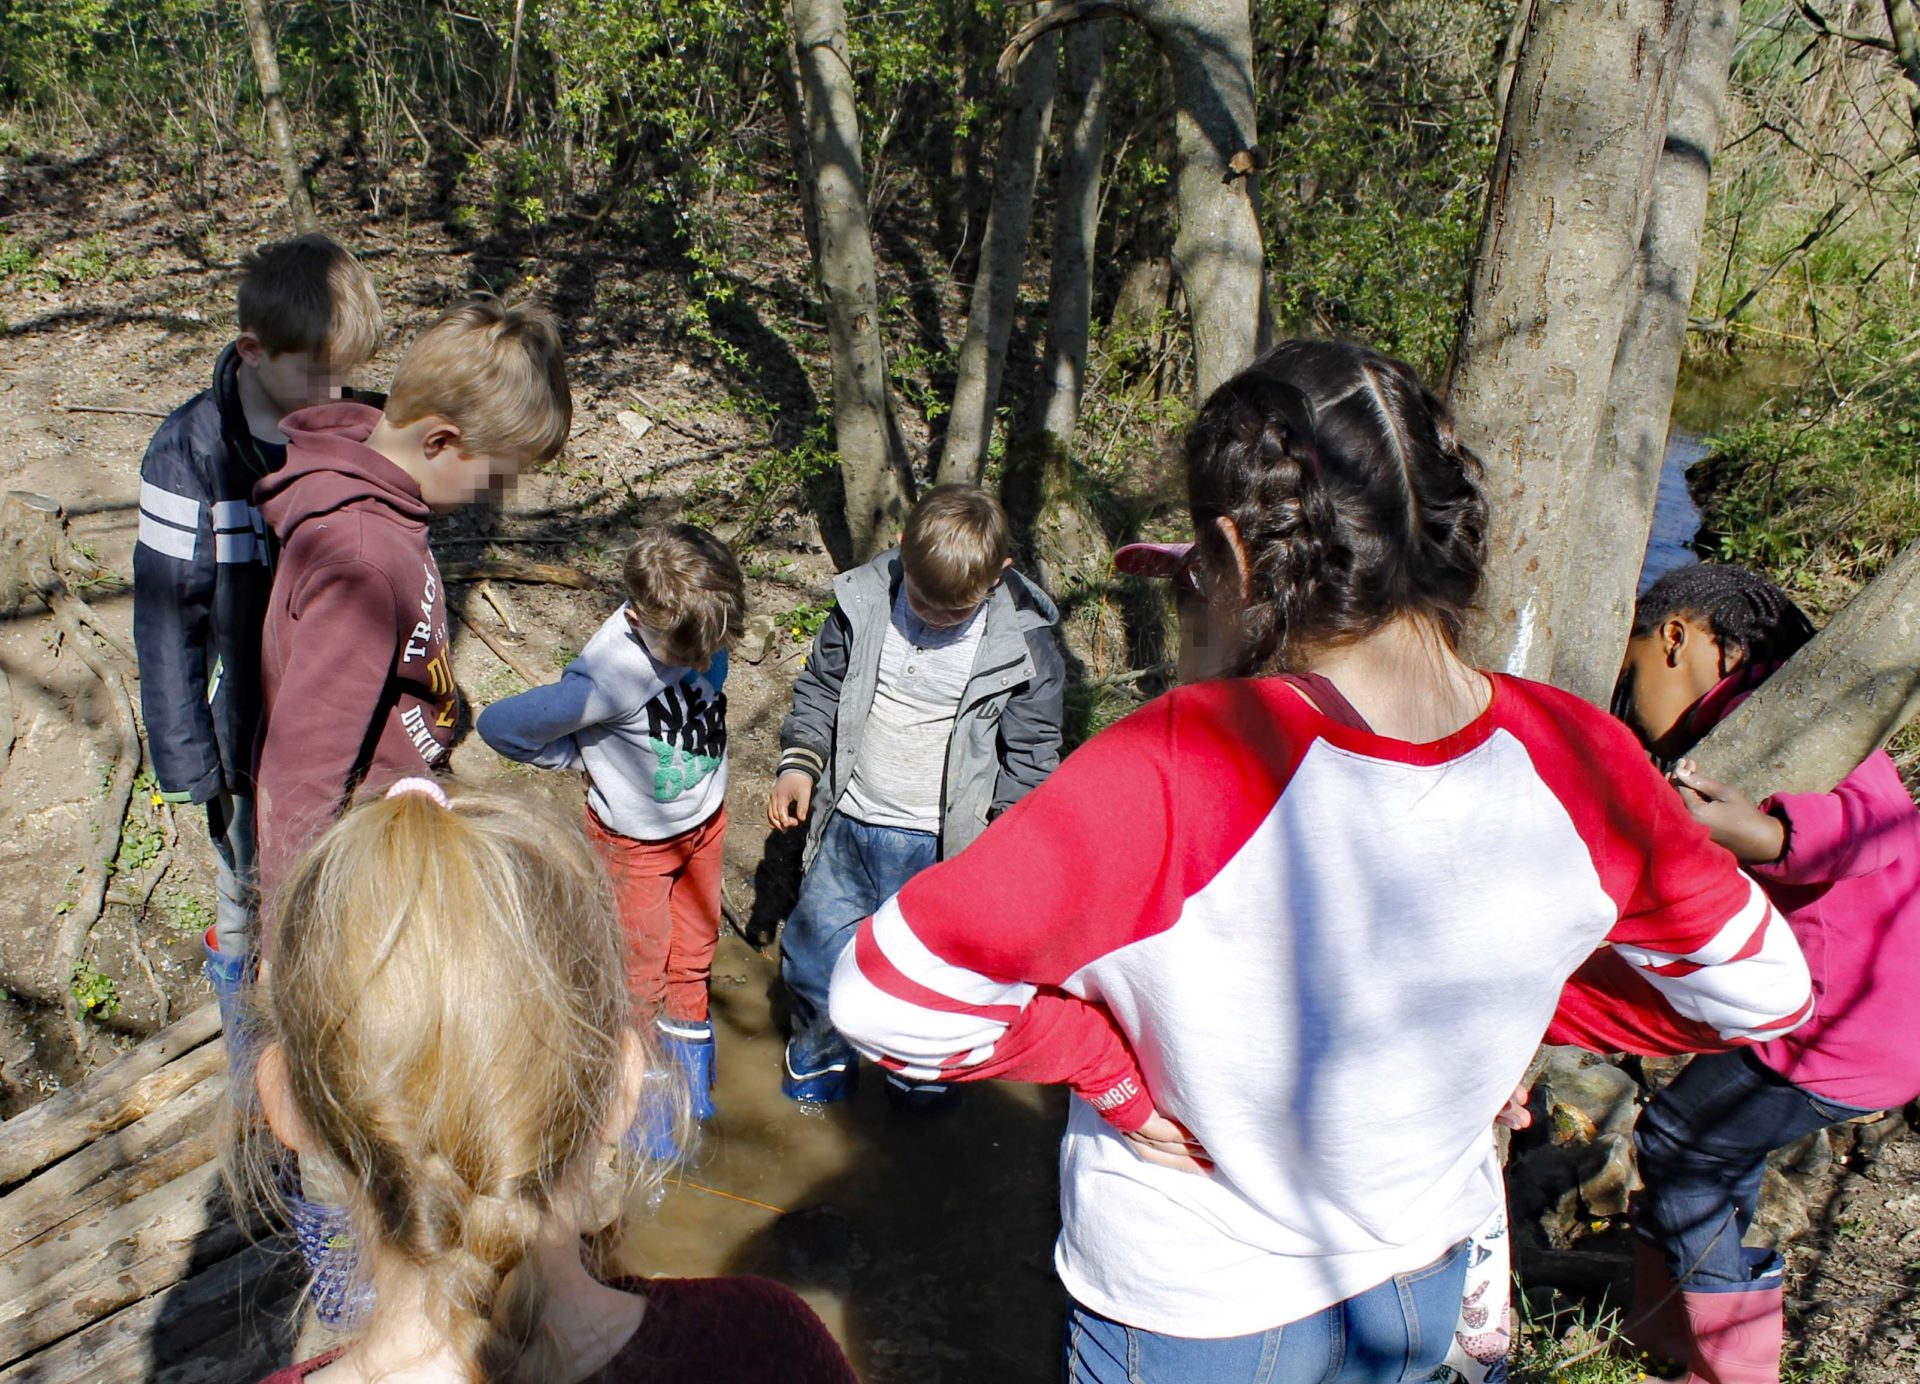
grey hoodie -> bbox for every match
[477,605,729,840]
[777,549,1065,864]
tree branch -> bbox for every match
[1793,0,1895,50]
[997,2,1138,82]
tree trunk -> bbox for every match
[1446,0,1696,680]
[1690,541,1920,798]
[940,14,1061,486]
[1886,0,1920,139]
[786,0,913,560]
[1040,21,1111,445]
[1138,0,1266,400]
[1552,0,1740,706]
[237,0,319,233]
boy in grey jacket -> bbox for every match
[478,524,746,1135]
[767,486,1065,1107]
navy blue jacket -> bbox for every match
[131,344,379,803]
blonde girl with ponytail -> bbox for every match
[246,779,854,1384]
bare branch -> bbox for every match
[1793,0,1895,51]
[996,2,1138,82]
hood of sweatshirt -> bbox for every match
[255,401,432,539]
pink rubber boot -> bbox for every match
[1623,1237,1691,1366]
[1668,1278,1785,1384]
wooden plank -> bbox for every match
[0,1160,248,1364]
[0,1072,224,1257]
[0,1005,222,1187]
[0,1242,304,1384]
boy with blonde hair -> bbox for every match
[133,232,383,1023]
[478,523,746,1135]
[253,294,571,908]
[768,485,1065,1108]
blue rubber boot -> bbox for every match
[626,1068,687,1162]
[202,926,258,1109]
[657,1018,716,1123]
[782,1032,858,1105]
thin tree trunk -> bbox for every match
[1553,0,1741,706]
[1886,0,1920,139]
[1040,21,1111,445]
[940,14,1061,486]
[504,0,528,129]
[1692,541,1920,797]
[1446,0,1696,681]
[786,0,913,559]
[237,0,318,233]
[1139,0,1266,400]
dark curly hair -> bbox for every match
[1183,340,1490,675]
[1631,564,1815,667]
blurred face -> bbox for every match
[1617,614,1735,757]
[413,420,537,512]
[902,572,995,629]
[236,336,349,416]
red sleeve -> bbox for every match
[256,558,403,906]
[1507,680,1814,1054]
[827,681,1306,1132]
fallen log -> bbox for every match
[0,1004,221,1187]
[440,558,595,590]
[0,1071,224,1256]
[0,1159,247,1362]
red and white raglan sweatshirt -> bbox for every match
[827,674,1813,1337]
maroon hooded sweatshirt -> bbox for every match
[253,402,456,910]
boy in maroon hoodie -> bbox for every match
[253,295,572,912]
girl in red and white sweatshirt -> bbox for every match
[825,343,1813,1384]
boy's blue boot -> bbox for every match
[626,1069,686,1163]
[782,1031,858,1105]
[657,1018,716,1124]
[202,925,250,1038]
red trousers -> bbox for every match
[585,804,727,1023]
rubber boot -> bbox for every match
[782,1034,857,1105]
[626,1068,687,1163]
[1623,1236,1692,1366]
[202,925,250,1040]
[657,1018,716,1124]
[1669,1252,1786,1384]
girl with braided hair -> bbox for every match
[1591,564,1920,1384]
[246,779,854,1384]
[824,341,1812,1383]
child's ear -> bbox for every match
[419,415,465,461]
[1658,616,1691,667]
[235,332,265,369]
[255,1042,318,1157]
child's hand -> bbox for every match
[1671,760,1787,864]
[768,770,815,830]
[1122,1109,1213,1175]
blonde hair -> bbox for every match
[385,295,573,464]
[247,782,678,1381]
[901,484,1010,610]
[624,523,747,667]
[236,232,383,365]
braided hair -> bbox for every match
[1183,340,1489,676]
[1632,565,1815,667]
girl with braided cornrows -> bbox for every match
[1586,565,1920,1384]
[247,779,854,1384]
[822,341,1813,1383]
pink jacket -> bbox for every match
[1749,748,1920,1109]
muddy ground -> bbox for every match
[1,140,1914,1381]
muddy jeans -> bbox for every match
[1063,1239,1471,1384]
[206,792,258,958]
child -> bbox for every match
[246,779,857,1383]
[767,484,1065,1107]
[477,523,746,1128]
[252,293,571,913]
[1608,564,1920,1384]
[132,232,382,1024]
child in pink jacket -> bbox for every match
[1608,563,1920,1384]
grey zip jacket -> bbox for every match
[778,549,1066,865]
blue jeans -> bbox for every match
[1063,1240,1470,1384]
[206,792,258,958]
[782,813,939,1074]
[1634,1049,1872,1288]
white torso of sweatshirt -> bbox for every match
[474,606,728,841]
[839,589,985,832]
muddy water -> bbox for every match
[610,933,1068,1382]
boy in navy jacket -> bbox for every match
[131,233,382,1013]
